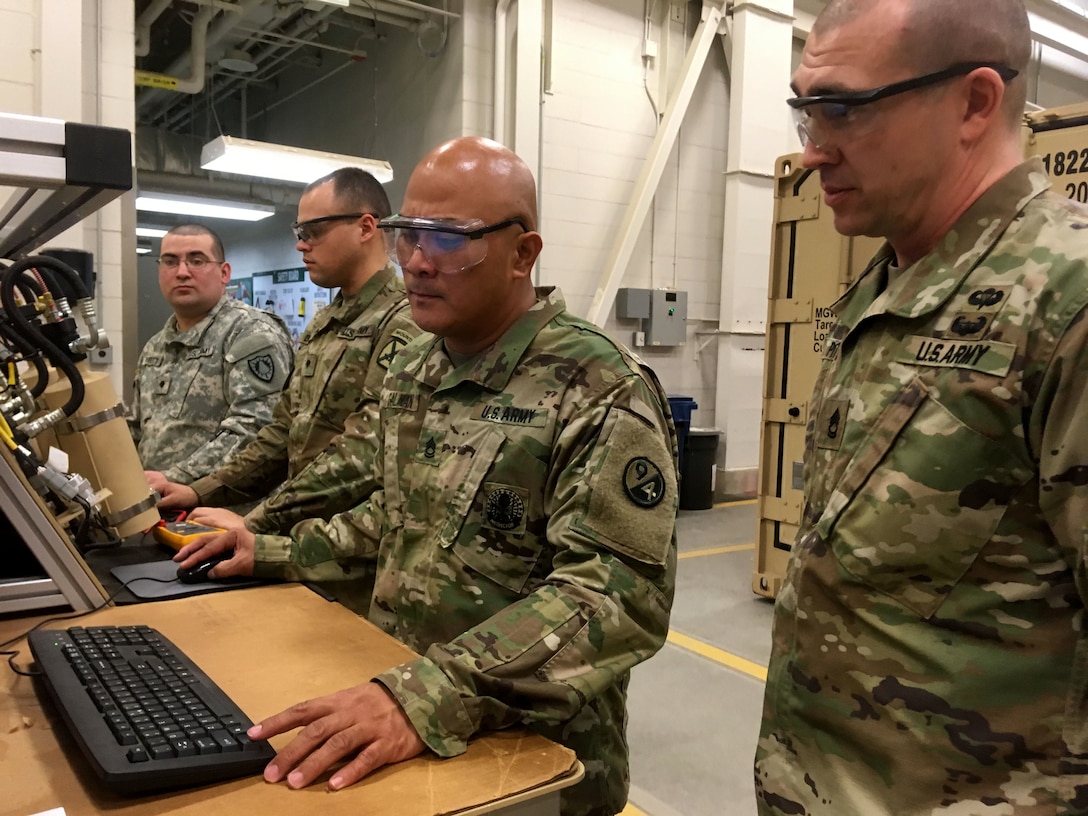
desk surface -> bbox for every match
[0,584,579,816]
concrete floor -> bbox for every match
[622,501,773,816]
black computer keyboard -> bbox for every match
[28,624,275,795]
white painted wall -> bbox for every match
[537,0,730,431]
[0,0,135,399]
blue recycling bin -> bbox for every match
[666,395,698,476]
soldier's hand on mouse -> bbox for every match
[173,528,256,579]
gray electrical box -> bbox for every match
[647,289,687,346]
[616,288,651,319]
[616,287,687,346]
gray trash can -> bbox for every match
[679,428,721,511]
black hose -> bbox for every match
[0,258,84,416]
[0,320,49,397]
[26,255,91,301]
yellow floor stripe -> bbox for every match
[618,804,648,816]
[713,497,757,507]
[667,630,768,682]
[678,543,754,559]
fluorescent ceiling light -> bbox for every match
[136,226,169,238]
[136,246,152,255]
[201,135,393,185]
[136,193,275,222]
[314,0,350,5]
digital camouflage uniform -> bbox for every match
[756,160,1088,815]
[128,296,293,485]
[251,287,679,816]
[188,265,418,535]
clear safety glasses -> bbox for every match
[378,214,528,274]
[787,62,1018,148]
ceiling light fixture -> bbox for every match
[136,246,152,255]
[200,135,394,185]
[136,193,276,222]
[135,226,169,238]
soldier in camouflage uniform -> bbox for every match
[176,137,679,816]
[756,1,1088,814]
[155,171,419,583]
[129,224,293,489]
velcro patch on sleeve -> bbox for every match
[576,407,677,565]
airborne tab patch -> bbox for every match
[899,336,1014,376]
[476,404,548,428]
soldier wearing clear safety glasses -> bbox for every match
[757,1,1088,814]
[175,137,680,816]
[129,224,293,493]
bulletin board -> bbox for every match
[251,267,331,345]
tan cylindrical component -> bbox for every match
[39,361,159,537]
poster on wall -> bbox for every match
[251,268,330,345]
[226,276,253,305]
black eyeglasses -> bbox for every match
[291,212,374,243]
[787,62,1019,147]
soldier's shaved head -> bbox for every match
[408,137,539,231]
[397,137,543,355]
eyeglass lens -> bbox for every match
[159,255,218,270]
[393,228,487,274]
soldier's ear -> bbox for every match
[511,231,542,278]
[220,261,232,284]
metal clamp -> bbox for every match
[103,493,157,527]
[59,402,126,434]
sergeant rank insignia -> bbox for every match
[623,457,666,508]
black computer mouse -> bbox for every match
[176,552,233,584]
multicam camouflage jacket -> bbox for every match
[252,287,679,816]
[128,296,293,485]
[189,265,419,534]
[756,159,1088,815]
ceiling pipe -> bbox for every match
[136,0,265,117]
[340,4,433,28]
[159,6,340,133]
[173,5,216,94]
[371,0,460,20]
[135,0,173,58]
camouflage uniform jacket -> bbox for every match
[188,265,418,534]
[128,296,293,485]
[756,159,1088,815]
[252,287,679,816]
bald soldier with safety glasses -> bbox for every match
[175,136,680,816]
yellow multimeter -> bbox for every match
[153,521,225,552]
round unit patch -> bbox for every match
[624,457,666,508]
[485,487,526,531]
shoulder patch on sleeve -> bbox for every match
[247,354,275,383]
[623,457,667,507]
[377,330,413,370]
[575,406,678,565]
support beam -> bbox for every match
[586,0,728,327]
